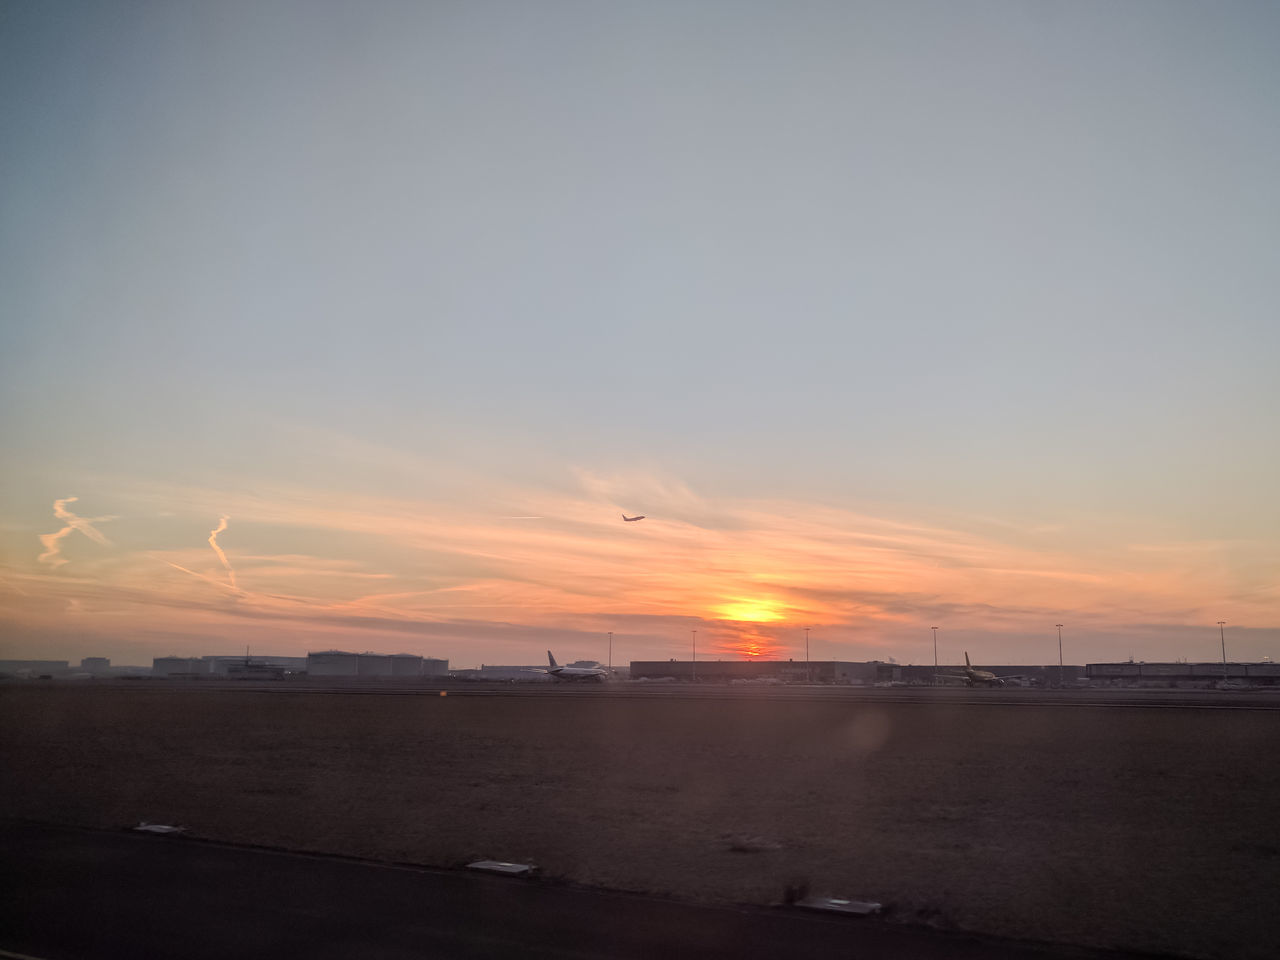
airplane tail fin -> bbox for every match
[965,651,971,667]
[547,650,558,668]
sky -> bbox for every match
[2,0,1278,668]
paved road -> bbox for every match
[2,820,1142,960]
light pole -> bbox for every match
[805,627,810,683]
[608,631,612,675]
[1056,624,1064,687]
[692,629,697,683]
[931,627,938,686]
[1218,621,1227,681]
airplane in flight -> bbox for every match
[622,514,645,522]
[545,651,607,682]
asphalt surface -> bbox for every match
[1,820,1150,960]
[126,676,1280,712]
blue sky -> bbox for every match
[2,1,1278,667]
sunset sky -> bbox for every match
[3,1,1278,668]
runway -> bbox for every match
[132,676,1280,711]
[0,819,1147,960]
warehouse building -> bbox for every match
[203,655,307,674]
[305,650,448,678]
[1087,661,1280,687]
[891,662,1083,685]
[630,660,882,684]
[306,651,360,676]
[0,659,71,678]
[629,660,1088,685]
[152,656,207,677]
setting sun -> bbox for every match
[729,632,785,659]
[715,597,785,623]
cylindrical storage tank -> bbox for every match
[307,651,359,676]
[390,654,423,677]
[422,658,449,677]
[357,653,393,676]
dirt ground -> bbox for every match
[3,684,1278,959]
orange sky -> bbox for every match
[2,470,1276,666]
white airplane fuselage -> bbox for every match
[546,651,606,682]
[965,669,1004,687]
[964,652,1005,687]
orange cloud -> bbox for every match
[6,471,1278,664]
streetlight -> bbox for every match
[692,629,697,683]
[1056,624,1064,686]
[805,627,810,683]
[608,631,612,675]
[1218,621,1227,681]
[931,627,938,685]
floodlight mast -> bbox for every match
[1219,621,1227,681]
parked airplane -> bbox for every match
[545,651,607,682]
[935,655,1038,687]
[622,514,646,522]
[935,653,1009,687]
[963,652,1005,687]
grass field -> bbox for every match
[3,684,1278,959]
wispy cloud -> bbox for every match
[37,497,115,568]
[12,469,1277,664]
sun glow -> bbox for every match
[715,597,785,623]
[731,632,785,659]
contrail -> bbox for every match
[208,515,237,590]
[38,497,115,567]
[501,516,546,520]
[0,575,31,597]
[154,556,242,594]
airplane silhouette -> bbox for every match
[622,514,646,522]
